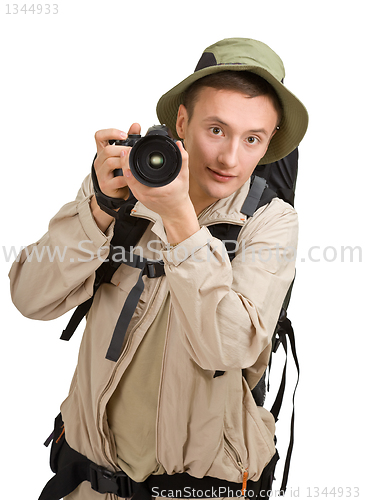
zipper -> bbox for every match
[224,433,246,474]
[96,276,164,468]
[155,301,173,466]
[224,434,249,495]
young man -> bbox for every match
[9,38,308,500]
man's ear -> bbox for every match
[175,104,188,139]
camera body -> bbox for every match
[112,125,182,188]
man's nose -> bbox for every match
[217,139,239,168]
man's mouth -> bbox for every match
[208,168,235,182]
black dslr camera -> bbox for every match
[111,125,182,188]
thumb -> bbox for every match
[128,122,141,136]
[176,141,189,171]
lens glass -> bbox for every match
[148,152,165,169]
[129,135,182,187]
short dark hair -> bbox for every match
[182,71,283,126]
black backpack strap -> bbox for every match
[39,414,136,500]
[105,252,165,362]
[211,177,277,380]
[209,220,242,380]
[60,187,164,361]
[240,176,276,217]
[62,249,165,362]
[240,175,267,217]
[60,246,124,342]
[269,312,300,496]
[60,297,94,341]
[208,174,277,262]
[208,223,242,262]
[91,157,128,218]
[60,195,151,342]
[253,148,298,207]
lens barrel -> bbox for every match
[129,134,181,188]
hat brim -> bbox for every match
[156,65,308,165]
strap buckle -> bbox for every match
[145,260,165,278]
[89,463,134,497]
[272,308,288,352]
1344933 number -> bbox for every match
[307,487,360,497]
[5,4,59,14]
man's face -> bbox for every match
[176,86,279,213]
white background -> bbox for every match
[1,1,364,498]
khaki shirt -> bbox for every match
[9,175,298,500]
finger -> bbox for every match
[105,174,129,192]
[176,140,187,157]
[120,149,136,186]
[176,141,189,171]
[120,148,132,173]
[127,123,142,136]
[95,155,123,177]
[96,144,130,164]
[95,144,131,174]
[97,150,130,196]
[94,128,128,154]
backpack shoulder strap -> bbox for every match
[209,176,278,263]
[240,175,277,218]
[253,147,298,207]
[60,196,151,343]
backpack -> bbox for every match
[48,147,300,499]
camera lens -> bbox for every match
[129,135,181,187]
[148,152,165,169]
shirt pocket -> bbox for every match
[110,263,142,293]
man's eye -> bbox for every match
[211,127,223,135]
[247,136,258,144]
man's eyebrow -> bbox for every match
[247,128,270,137]
[203,117,270,136]
[203,116,229,127]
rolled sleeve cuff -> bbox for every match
[162,226,216,266]
[77,195,115,248]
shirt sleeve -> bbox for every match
[161,198,298,371]
[9,175,114,320]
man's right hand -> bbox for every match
[93,123,141,199]
[90,123,141,232]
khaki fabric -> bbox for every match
[107,294,170,481]
[10,173,298,500]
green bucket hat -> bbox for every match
[156,38,308,165]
